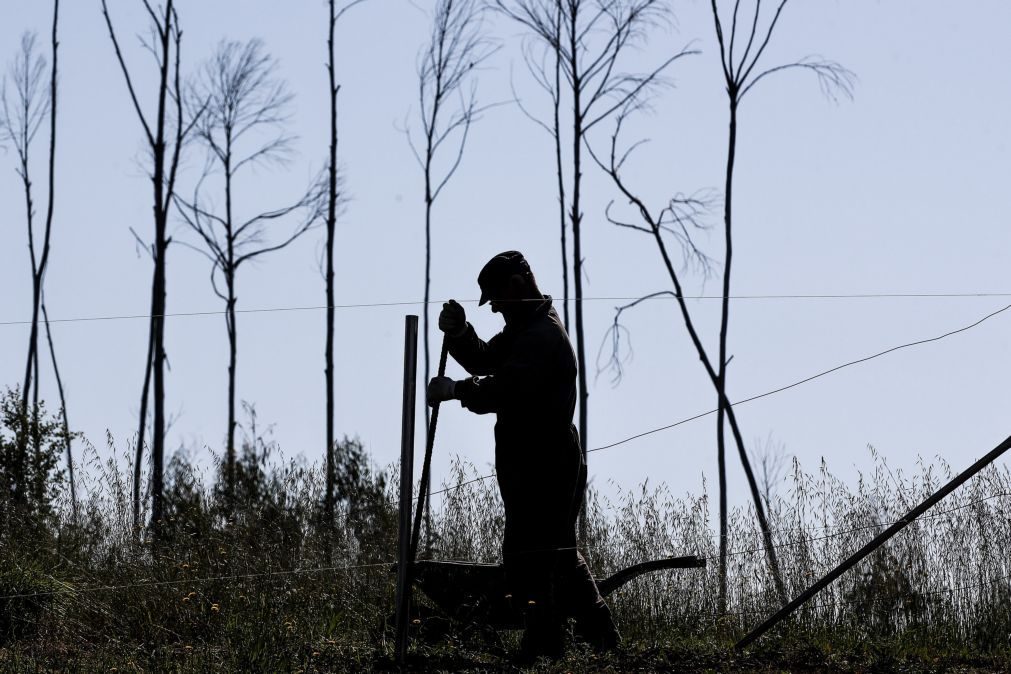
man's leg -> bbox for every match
[503,509,566,660]
[563,551,620,651]
[561,441,620,650]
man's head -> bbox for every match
[478,250,541,317]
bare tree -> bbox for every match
[707,0,852,607]
[509,4,570,330]
[408,0,496,548]
[2,33,49,418]
[322,0,364,523]
[596,0,853,611]
[178,39,323,503]
[588,109,785,608]
[101,0,198,536]
[592,113,789,610]
[1,33,48,512]
[496,0,691,536]
[1,4,74,515]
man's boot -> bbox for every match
[573,602,620,652]
[517,601,565,663]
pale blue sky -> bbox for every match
[1,1,1009,509]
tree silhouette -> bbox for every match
[0,3,74,516]
[178,39,324,504]
[322,0,364,523]
[101,0,201,536]
[495,0,692,536]
[408,0,496,551]
[707,0,853,610]
[597,0,854,612]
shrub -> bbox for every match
[0,387,66,541]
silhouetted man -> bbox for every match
[427,250,619,660]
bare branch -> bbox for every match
[230,134,294,173]
[597,290,676,386]
[709,0,733,82]
[740,57,856,103]
[509,61,552,135]
[139,0,164,35]
[583,47,698,131]
[736,0,764,76]
[728,0,743,69]
[737,0,789,85]
[0,33,51,165]
[416,0,497,205]
[192,39,295,172]
[402,117,425,170]
[333,0,371,24]
[603,200,652,234]
[100,0,155,146]
[592,110,716,305]
[172,237,219,265]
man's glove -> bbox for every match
[438,299,467,338]
[427,376,457,406]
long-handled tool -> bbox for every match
[410,336,449,562]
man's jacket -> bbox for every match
[447,296,579,466]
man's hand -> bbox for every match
[438,299,467,338]
[427,376,456,406]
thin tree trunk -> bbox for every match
[19,140,39,466]
[324,0,339,525]
[32,340,40,452]
[553,5,568,333]
[150,235,167,536]
[17,174,37,503]
[147,0,175,543]
[721,393,786,595]
[422,65,443,552]
[567,8,589,542]
[20,168,40,415]
[150,225,167,534]
[25,0,63,505]
[227,284,237,495]
[134,294,156,529]
[16,0,62,507]
[42,299,75,516]
[714,96,737,613]
[223,141,237,499]
[423,152,434,553]
[225,171,237,499]
[27,0,60,429]
[21,288,41,413]
[101,0,175,540]
[716,96,787,606]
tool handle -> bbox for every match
[410,337,449,562]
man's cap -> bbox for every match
[478,251,530,305]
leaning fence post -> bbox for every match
[736,432,1011,650]
[394,315,419,665]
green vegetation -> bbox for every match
[1,395,1009,671]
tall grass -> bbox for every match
[2,404,1010,670]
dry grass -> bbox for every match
[2,429,1010,672]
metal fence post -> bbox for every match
[394,315,418,665]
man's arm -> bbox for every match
[454,328,552,414]
[439,300,505,376]
[447,323,505,376]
